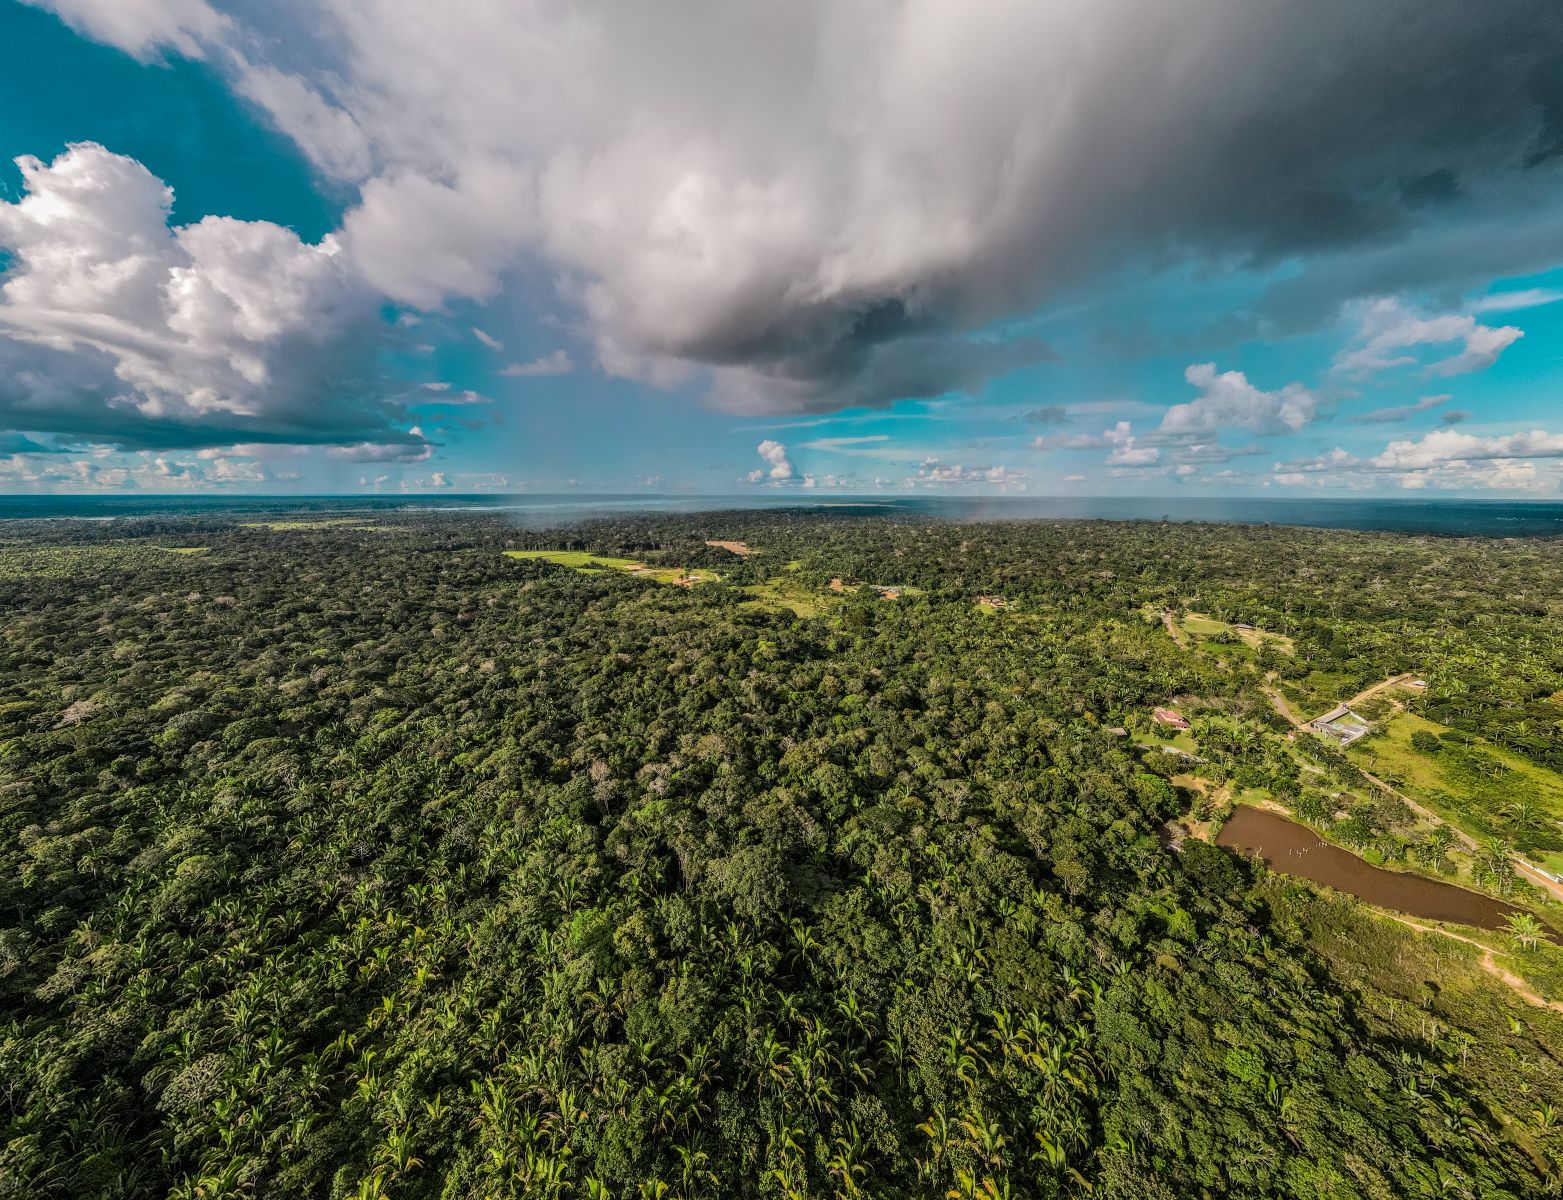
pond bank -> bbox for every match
[1217,805,1527,933]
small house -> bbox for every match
[1152,707,1190,730]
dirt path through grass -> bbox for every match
[1262,681,1306,727]
[1390,916,1563,1012]
[1160,609,1188,649]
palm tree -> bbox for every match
[1504,911,1545,952]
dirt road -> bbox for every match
[1326,672,1419,720]
[1263,682,1307,727]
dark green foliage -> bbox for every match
[0,512,1559,1198]
[1412,730,1443,755]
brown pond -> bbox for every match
[1217,806,1525,932]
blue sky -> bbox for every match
[2,0,1562,496]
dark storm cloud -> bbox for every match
[20,0,1563,414]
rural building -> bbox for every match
[1152,707,1190,730]
[1310,705,1371,746]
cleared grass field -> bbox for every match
[504,549,644,570]
[1180,612,1295,654]
[739,578,834,617]
[1134,728,1202,758]
[504,550,718,587]
[1350,709,1563,853]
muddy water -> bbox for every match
[1217,806,1524,932]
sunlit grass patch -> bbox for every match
[504,549,718,586]
[1350,709,1563,853]
[503,549,644,570]
[1180,611,1294,654]
[740,577,834,617]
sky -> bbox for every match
[1,1,1562,497]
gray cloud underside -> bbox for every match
[22,0,1563,415]
[0,335,419,452]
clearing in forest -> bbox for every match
[739,577,834,617]
[503,549,717,586]
[1179,612,1295,655]
[1349,709,1563,858]
[704,539,752,556]
[504,548,645,570]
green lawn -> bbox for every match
[1134,728,1201,758]
[1350,709,1563,853]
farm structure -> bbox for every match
[1310,705,1372,746]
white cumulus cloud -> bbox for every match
[0,143,424,453]
[747,438,794,482]
[1334,298,1523,377]
[1370,428,1563,469]
[23,0,1563,415]
[1160,364,1320,437]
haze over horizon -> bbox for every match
[3,0,1563,498]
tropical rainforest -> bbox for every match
[3,508,1563,1199]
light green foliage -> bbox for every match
[739,577,835,617]
[504,549,718,586]
[239,518,372,530]
[503,548,645,570]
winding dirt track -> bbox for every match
[1391,916,1563,1012]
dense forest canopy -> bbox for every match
[2,509,1562,1199]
